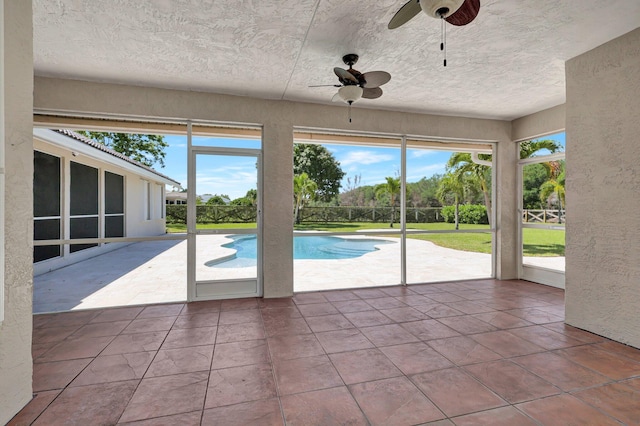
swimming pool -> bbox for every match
[206,235,395,268]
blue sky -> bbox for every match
[158,132,565,200]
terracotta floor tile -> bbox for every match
[379,307,428,323]
[360,324,420,347]
[315,328,374,354]
[280,386,368,425]
[206,363,276,408]
[296,302,339,317]
[273,355,343,395]
[172,312,220,329]
[145,345,213,377]
[101,331,168,355]
[352,288,389,299]
[472,312,534,329]
[573,382,640,425]
[69,320,131,338]
[33,310,101,328]
[424,292,466,303]
[259,307,301,321]
[512,352,610,391]
[556,345,640,380]
[444,300,494,315]
[293,293,328,304]
[422,420,455,426]
[6,389,61,426]
[427,336,502,365]
[118,410,203,425]
[625,377,640,390]
[305,313,354,333]
[258,297,296,308]
[365,297,408,310]
[349,377,444,425]
[400,319,461,341]
[393,294,433,306]
[122,317,177,334]
[33,380,138,426]
[596,340,640,362]
[517,394,622,426]
[32,325,81,344]
[161,326,217,349]
[508,325,586,350]
[470,331,545,357]
[216,322,265,343]
[414,303,465,318]
[436,316,498,335]
[220,298,259,311]
[380,342,454,375]
[89,306,143,323]
[180,299,222,315]
[331,299,374,313]
[329,348,402,384]
[504,308,563,324]
[543,322,607,343]
[202,398,283,426]
[410,367,506,417]
[267,333,325,361]
[70,351,154,386]
[464,360,560,403]
[321,290,360,302]
[36,335,115,362]
[451,406,539,426]
[263,317,311,337]
[218,308,262,325]
[32,342,57,360]
[119,372,208,423]
[137,303,184,319]
[211,339,270,369]
[344,310,395,327]
[379,286,417,297]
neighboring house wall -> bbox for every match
[32,134,172,276]
[565,27,640,349]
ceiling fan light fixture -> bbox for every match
[338,85,363,103]
[420,0,465,18]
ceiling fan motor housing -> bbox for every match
[420,0,465,18]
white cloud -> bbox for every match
[339,150,395,166]
[410,149,437,158]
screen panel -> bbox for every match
[70,216,98,253]
[70,161,98,215]
[34,219,61,262]
[105,171,124,214]
[34,151,61,217]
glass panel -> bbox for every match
[34,151,61,217]
[192,135,261,149]
[522,227,565,272]
[294,232,401,292]
[194,154,258,231]
[70,216,98,253]
[70,161,98,215]
[105,171,124,214]
[196,233,257,281]
[406,231,493,284]
[105,216,124,238]
[34,219,61,262]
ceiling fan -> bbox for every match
[388,0,481,66]
[310,53,391,122]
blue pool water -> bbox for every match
[207,235,394,268]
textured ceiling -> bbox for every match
[33,0,640,120]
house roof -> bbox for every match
[39,129,181,187]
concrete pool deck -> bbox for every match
[33,234,564,313]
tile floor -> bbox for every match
[10,279,640,425]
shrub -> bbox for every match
[441,204,488,224]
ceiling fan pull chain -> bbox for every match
[348,102,352,123]
[441,16,447,67]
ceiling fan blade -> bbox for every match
[331,92,343,102]
[388,0,421,30]
[309,84,342,88]
[446,0,480,26]
[362,87,383,99]
[362,71,391,88]
[334,67,358,84]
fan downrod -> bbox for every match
[342,54,359,67]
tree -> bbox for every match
[519,139,563,159]
[447,153,493,225]
[540,160,566,223]
[293,173,318,224]
[206,194,229,205]
[294,144,345,202]
[522,163,549,209]
[436,173,466,230]
[77,131,169,168]
[375,177,401,228]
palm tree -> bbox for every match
[539,160,565,223]
[375,177,401,227]
[293,173,317,224]
[446,153,492,225]
[436,173,466,230]
[519,139,563,159]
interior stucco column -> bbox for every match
[495,134,519,280]
[0,0,34,423]
[261,122,294,297]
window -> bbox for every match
[157,184,165,219]
[144,181,151,220]
[70,161,99,252]
[105,171,124,237]
[33,151,62,262]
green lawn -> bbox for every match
[167,221,565,257]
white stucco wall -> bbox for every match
[33,137,169,276]
[565,27,640,348]
[0,1,34,423]
[34,77,515,297]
